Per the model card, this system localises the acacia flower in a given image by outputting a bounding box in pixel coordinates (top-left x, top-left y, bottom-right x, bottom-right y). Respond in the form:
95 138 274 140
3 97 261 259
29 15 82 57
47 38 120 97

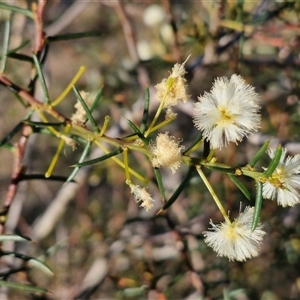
61 135 76 150
128 183 154 211
155 59 189 109
263 148 300 207
71 91 93 125
203 206 265 261
149 132 184 174
193 75 261 149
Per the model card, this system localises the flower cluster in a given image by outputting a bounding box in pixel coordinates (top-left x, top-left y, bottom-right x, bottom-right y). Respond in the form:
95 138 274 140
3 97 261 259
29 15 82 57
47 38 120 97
149 132 184 174
193 75 261 149
128 61 300 264
263 148 300 207
203 207 266 261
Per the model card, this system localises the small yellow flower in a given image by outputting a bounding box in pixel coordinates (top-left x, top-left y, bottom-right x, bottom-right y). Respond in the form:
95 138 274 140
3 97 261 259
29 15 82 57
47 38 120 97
155 59 189 109
128 183 154 211
203 206 265 261
149 132 184 174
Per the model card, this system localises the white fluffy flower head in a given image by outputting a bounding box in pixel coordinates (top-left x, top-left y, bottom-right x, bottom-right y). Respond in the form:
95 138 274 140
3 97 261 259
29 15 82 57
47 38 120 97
193 74 261 149
203 206 266 261
263 148 300 207
149 132 184 174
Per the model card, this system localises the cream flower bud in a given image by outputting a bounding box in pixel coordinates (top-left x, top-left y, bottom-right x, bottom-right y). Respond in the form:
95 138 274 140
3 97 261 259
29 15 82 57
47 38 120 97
129 183 154 211
155 59 189 109
71 91 93 125
149 132 184 174
203 206 266 261
61 135 76 150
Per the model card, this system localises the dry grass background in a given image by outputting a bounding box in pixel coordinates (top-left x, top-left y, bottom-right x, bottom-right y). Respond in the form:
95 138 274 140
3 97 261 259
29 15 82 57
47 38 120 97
1 1 300 299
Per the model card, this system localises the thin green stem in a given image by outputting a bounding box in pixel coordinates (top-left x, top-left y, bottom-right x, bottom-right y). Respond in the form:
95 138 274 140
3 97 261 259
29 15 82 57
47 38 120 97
45 126 71 178
94 140 147 183
196 165 231 223
149 117 175 133
98 116 110 137
206 149 215 162
51 66 86 107
123 148 130 182
144 77 173 137
0 16 11 73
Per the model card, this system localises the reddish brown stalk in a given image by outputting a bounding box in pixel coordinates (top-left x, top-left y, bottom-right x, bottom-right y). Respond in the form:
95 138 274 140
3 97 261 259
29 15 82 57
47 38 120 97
32 0 47 54
0 74 69 123
0 125 32 234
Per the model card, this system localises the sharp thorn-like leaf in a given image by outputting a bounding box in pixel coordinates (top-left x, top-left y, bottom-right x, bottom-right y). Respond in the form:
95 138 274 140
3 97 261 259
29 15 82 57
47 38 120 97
227 174 251 200
32 53 50 104
72 86 100 133
263 145 282 178
0 281 48 293
153 168 165 202
66 141 92 182
248 139 271 168
73 147 123 168
0 3 34 18
139 87 150 134
161 167 194 211
126 119 149 145
252 181 263 231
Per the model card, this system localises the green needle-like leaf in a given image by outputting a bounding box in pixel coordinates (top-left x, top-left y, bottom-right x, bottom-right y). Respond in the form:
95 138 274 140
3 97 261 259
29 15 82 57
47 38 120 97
126 119 149 145
0 122 24 148
0 234 31 243
1 251 53 276
227 174 251 200
252 181 263 231
28 259 54 276
20 174 75 182
248 139 270 168
89 87 103 113
0 110 32 147
7 52 33 63
48 31 101 42
73 147 123 168
0 3 34 18
160 167 194 211
139 87 150 134
66 141 92 182
0 281 47 294
32 54 50 104
0 16 11 73
205 163 236 174
263 145 282 178
72 86 100 133
23 120 64 127
153 168 165 202
8 40 30 53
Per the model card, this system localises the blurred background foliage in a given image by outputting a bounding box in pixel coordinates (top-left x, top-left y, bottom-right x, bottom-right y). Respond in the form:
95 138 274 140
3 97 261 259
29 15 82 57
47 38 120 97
1 0 300 299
